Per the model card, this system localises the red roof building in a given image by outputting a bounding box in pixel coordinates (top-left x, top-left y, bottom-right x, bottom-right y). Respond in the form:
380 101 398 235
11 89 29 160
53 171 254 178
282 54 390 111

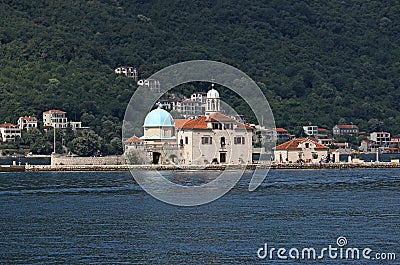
333 124 359 135
274 137 329 164
17 116 38 130
0 123 21 142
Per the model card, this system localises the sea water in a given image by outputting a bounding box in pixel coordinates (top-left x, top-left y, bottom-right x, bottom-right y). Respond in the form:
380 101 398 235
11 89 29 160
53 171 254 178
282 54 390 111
0 170 399 264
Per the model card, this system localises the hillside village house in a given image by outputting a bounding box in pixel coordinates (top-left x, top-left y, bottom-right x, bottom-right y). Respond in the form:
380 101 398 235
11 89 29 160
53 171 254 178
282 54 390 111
43 109 68 128
126 86 253 165
17 116 38 130
0 123 21 142
161 91 207 118
274 138 329 164
303 125 318 136
333 124 359 136
114 66 137 80
276 127 289 141
318 138 333 146
137 78 161 93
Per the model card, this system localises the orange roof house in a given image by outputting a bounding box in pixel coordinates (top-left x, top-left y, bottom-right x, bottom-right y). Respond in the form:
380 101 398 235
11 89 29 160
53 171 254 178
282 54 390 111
274 137 329 164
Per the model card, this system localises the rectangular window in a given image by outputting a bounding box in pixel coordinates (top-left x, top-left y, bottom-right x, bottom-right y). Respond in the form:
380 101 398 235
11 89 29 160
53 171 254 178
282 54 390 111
201 136 212 144
185 137 188 144
234 136 245 144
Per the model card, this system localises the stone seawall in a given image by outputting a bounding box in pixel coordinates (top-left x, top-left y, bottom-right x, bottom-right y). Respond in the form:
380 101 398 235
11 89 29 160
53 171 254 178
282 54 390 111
51 155 125 166
21 161 400 172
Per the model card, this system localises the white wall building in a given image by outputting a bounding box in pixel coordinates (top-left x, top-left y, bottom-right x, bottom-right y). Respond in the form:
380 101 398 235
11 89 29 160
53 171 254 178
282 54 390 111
303 126 318 136
126 86 253 165
175 113 253 165
0 123 22 142
43 109 68 128
370 131 391 147
17 116 38 130
274 137 329 164
115 66 138 80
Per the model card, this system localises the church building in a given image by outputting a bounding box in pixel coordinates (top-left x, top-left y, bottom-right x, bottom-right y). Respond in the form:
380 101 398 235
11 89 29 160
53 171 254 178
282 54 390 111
126 84 254 165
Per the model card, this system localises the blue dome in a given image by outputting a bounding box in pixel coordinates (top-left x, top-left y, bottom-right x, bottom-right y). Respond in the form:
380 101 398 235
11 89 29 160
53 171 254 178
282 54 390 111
144 108 175 127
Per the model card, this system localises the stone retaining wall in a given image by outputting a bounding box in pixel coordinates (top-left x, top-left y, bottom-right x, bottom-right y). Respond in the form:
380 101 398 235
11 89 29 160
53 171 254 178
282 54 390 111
51 155 125 166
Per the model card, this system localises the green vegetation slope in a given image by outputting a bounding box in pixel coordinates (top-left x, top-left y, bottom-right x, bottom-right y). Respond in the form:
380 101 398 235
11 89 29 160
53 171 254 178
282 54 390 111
1 0 400 136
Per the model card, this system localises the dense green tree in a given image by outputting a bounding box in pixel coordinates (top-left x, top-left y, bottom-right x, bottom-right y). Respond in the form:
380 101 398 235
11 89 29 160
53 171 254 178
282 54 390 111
0 0 400 140
69 130 102 157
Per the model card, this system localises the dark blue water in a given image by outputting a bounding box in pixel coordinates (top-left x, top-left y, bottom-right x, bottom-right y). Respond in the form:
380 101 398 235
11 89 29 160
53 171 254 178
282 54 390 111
0 170 399 264
339 153 400 162
0 157 50 165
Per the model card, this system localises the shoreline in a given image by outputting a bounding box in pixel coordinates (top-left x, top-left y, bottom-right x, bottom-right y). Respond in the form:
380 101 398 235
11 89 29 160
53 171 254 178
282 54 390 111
1 162 400 172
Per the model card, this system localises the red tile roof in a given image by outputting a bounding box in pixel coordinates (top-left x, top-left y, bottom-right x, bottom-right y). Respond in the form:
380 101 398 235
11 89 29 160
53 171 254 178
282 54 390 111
21 116 37 121
206 112 234 122
174 114 252 130
0 123 18 127
207 113 253 129
125 135 144 143
174 119 191 129
176 116 209 130
274 138 329 150
337 124 358 129
44 109 66 114
275 127 287 132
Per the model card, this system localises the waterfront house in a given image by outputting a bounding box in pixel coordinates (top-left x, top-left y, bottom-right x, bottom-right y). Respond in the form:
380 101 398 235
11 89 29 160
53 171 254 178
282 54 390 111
274 137 329 163
390 134 400 147
0 123 21 142
370 131 391 147
17 116 38 130
359 139 377 153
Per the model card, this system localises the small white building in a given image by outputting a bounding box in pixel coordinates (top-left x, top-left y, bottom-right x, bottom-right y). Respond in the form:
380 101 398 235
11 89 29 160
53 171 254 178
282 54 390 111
137 79 160 92
274 137 329 163
43 109 68 128
17 116 38 130
69 121 89 131
303 126 318 136
0 123 22 142
115 66 138 80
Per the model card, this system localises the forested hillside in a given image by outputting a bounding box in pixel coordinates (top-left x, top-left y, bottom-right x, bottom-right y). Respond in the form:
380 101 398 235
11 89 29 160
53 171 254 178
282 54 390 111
1 0 400 135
